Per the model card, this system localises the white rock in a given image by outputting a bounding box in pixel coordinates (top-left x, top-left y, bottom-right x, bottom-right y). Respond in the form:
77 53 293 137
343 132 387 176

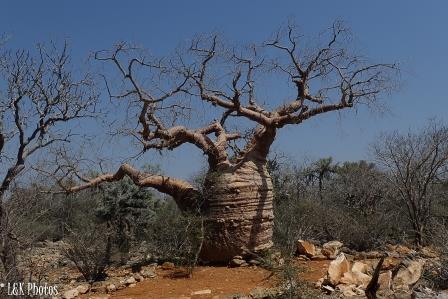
327 253 350 285
340 271 372 288
125 277 136 285
191 289 212 295
76 284 90 294
322 240 344 259
336 284 357 297
106 284 117 293
62 289 79 299
134 273 144 282
351 261 369 274
393 260 424 289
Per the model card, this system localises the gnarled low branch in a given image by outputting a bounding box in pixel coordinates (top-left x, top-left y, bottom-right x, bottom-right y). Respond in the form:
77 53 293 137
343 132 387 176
67 163 200 212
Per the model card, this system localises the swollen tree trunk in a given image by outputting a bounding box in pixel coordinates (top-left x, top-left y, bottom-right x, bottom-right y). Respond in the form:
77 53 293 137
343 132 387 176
200 160 274 262
199 126 275 262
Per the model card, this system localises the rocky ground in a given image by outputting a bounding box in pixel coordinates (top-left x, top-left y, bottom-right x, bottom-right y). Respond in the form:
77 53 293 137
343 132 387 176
16 240 448 298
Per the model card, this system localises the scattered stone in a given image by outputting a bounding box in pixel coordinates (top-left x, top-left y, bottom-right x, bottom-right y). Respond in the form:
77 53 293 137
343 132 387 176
340 271 372 288
315 278 324 289
90 284 106 293
128 283 136 288
351 261 369 274
229 257 246 267
296 240 316 257
248 259 261 266
133 273 144 282
76 284 90 294
106 284 116 293
141 268 157 278
393 260 424 289
321 285 335 294
327 253 350 285
161 261 175 270
322 241 344 259
62 289 79 299
336 284 357 297
191 289 212 295
125 277 136 285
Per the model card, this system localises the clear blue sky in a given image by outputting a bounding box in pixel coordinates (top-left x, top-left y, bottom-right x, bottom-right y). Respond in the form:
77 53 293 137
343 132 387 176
1 1 447 179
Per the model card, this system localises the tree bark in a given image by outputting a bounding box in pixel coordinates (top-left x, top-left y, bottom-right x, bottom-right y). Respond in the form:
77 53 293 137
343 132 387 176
200 160 274 262
200 126 275 262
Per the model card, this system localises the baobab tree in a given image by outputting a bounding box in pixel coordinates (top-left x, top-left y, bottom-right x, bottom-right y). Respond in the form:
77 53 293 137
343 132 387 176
0 42 97 278
67 22 397 262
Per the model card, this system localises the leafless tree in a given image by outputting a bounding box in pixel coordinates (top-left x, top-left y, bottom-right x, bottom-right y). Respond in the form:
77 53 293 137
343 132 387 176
65 21 397 262
373 122 448 247
0 42 97 279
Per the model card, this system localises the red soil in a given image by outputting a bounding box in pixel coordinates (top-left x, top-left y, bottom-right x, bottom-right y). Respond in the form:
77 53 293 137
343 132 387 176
103 260 330 299
110 266 274 299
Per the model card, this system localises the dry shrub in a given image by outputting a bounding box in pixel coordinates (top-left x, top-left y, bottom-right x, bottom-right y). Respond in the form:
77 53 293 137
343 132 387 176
62 223 111 282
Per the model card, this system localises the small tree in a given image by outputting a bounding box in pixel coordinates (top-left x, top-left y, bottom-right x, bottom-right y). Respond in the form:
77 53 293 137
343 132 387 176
373 122 448 246
0 42 97 278
95 178 155 264
306 157 338 201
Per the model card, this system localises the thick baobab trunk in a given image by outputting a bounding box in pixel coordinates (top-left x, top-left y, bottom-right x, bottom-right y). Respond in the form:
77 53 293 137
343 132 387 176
200 160 274 262
200 127 275 262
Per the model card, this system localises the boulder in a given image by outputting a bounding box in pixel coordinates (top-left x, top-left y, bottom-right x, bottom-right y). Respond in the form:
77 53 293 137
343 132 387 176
106 284 116 293
351 261 369 274
62 289 79 299
125 277 136 285
322 241 343 259
76 284 90 294
296 240 316 257
393 260 424 289
340 271 372 288
378 270 392 290
248 259 261 266
229 257 246 267
327 253 350 285
336 284 357 297
133 273 144 282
